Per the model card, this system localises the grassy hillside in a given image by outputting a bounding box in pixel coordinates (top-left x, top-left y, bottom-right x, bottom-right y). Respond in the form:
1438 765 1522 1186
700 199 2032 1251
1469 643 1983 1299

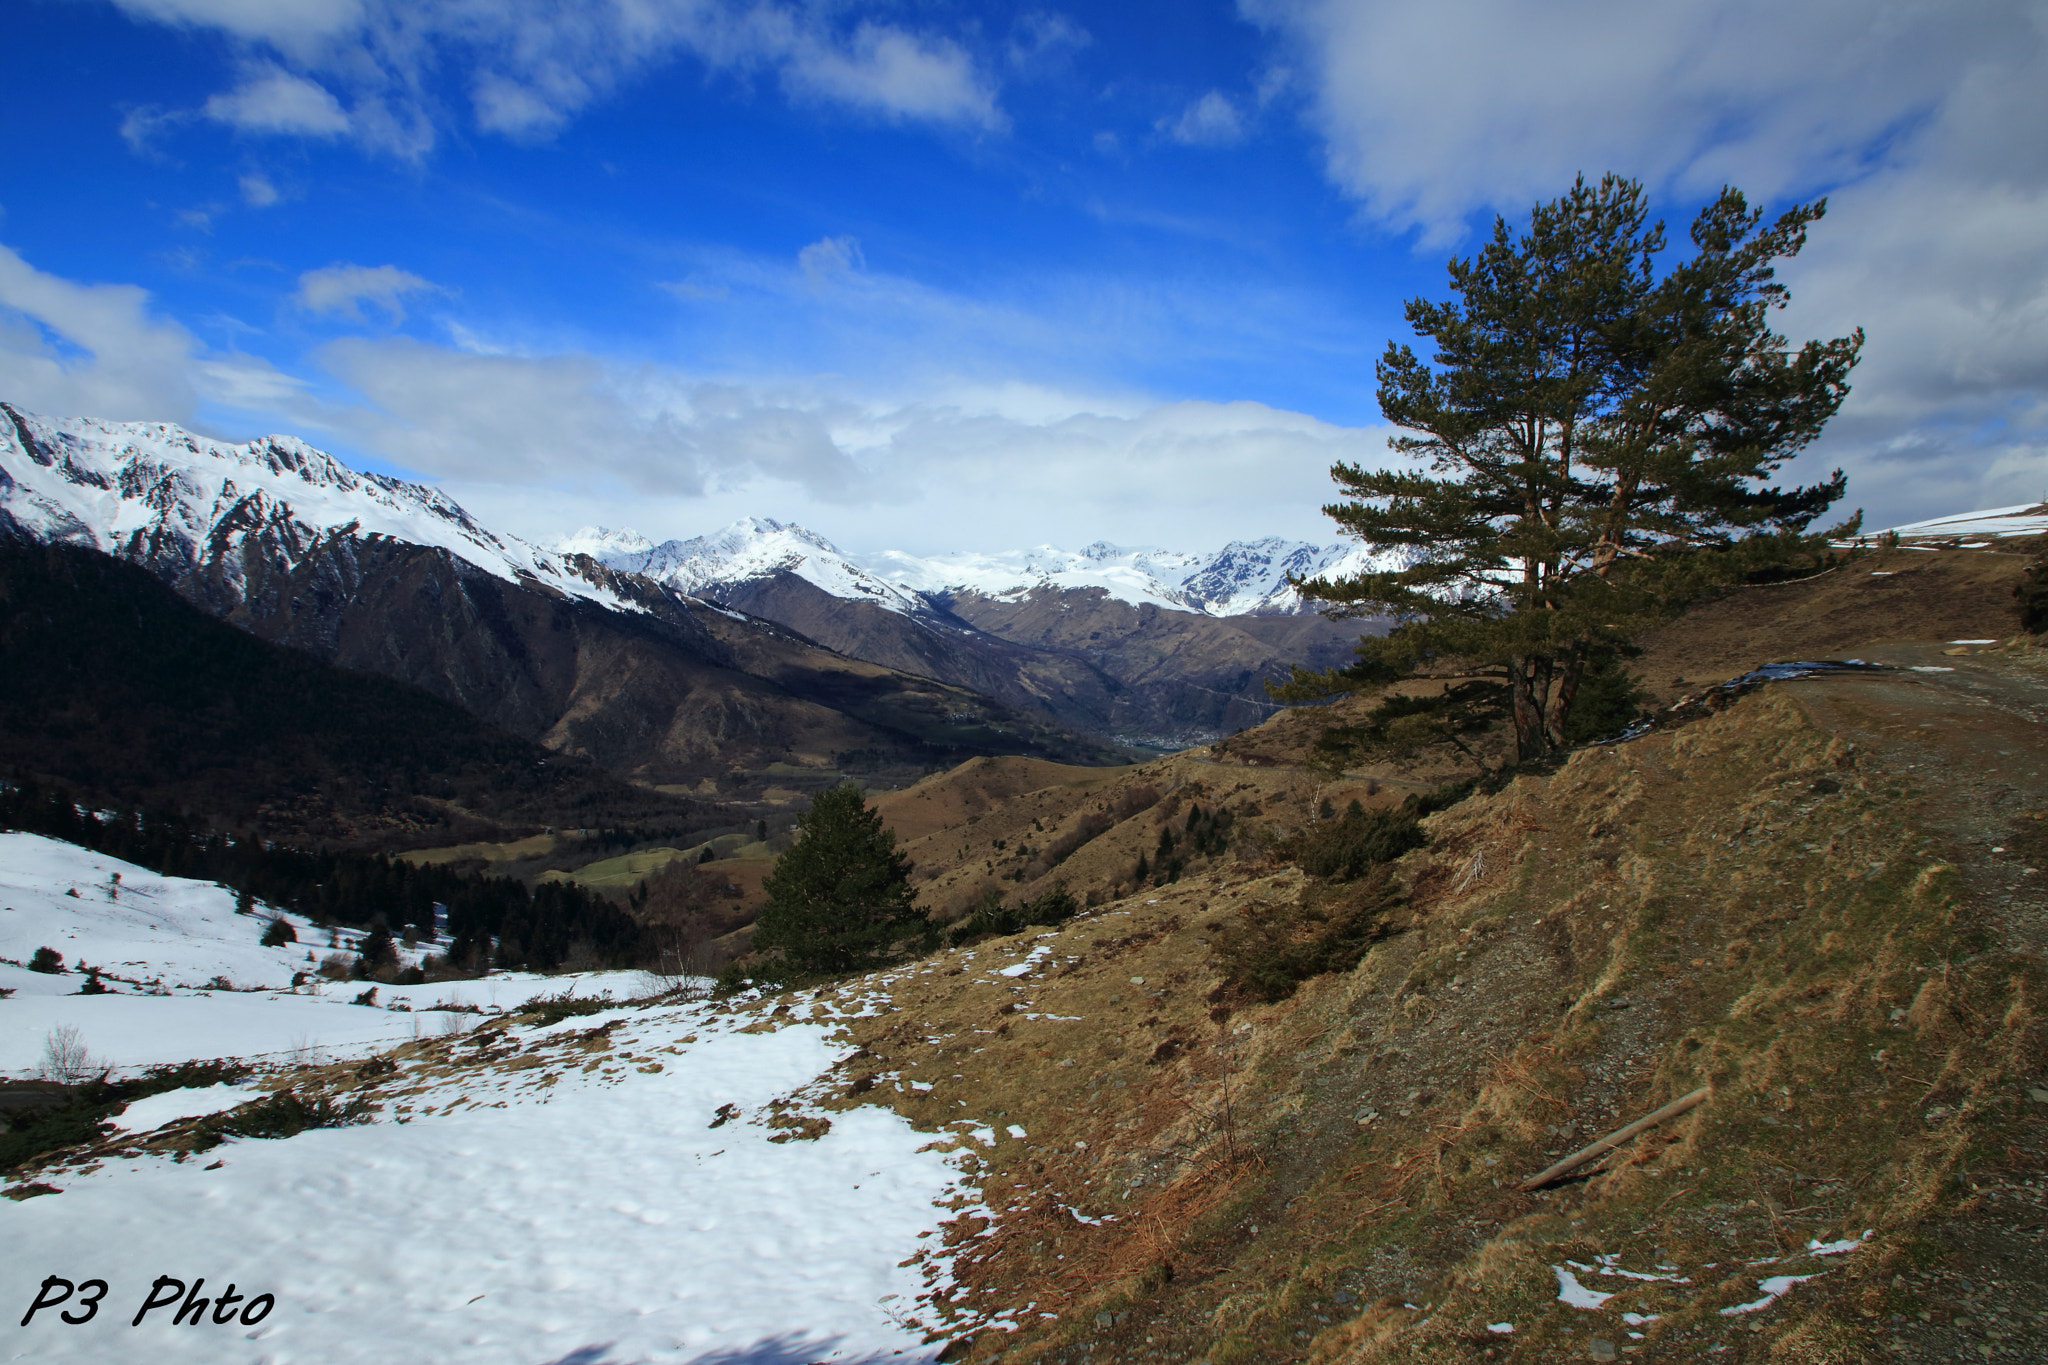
810 656 2048 1363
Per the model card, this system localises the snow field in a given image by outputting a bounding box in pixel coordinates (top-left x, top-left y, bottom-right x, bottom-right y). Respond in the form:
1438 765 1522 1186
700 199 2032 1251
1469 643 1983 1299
3 833 976 1362
6 1009 962 1363
0 833 628 1075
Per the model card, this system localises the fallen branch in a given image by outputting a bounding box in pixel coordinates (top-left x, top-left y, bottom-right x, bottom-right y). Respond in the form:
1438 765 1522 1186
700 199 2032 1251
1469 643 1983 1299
1518 1087 1710 1191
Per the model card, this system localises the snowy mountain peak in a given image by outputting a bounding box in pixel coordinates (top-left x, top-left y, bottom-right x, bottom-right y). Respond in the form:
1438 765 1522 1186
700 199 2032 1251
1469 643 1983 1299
557 525 654 558
560 515 926 614
0 404 635 613
560 513 1410 618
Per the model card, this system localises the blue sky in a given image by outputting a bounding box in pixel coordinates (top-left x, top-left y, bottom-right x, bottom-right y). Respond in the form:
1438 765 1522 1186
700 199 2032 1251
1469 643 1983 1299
3 1 2044 553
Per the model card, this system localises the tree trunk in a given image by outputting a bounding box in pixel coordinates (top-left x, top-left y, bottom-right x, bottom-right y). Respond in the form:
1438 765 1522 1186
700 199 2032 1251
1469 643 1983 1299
1547 641 1589 749
1509 653 1553 763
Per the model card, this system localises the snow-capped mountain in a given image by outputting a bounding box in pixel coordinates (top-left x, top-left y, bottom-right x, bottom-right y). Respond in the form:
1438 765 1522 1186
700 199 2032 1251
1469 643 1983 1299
558 518 1405 619
572 516 934 616
0 404 635 613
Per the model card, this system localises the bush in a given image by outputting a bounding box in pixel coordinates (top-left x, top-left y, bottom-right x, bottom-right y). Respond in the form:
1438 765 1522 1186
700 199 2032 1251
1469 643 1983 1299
947 884 1079 946
260 916 296 947
1211 869 1404 1003
1560 649 1653 743
2018 557 2048 634
39 1025 92 1081
515 990 614 1027
1298 802 1427 881
27 946 63 974
77 970 108 995
202 1090 371 1142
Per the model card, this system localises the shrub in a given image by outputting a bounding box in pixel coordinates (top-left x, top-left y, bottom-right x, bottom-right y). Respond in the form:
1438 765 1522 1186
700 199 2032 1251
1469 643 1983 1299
39 1025 92 1081
1034 811 1113 873
1021 884 1079 927
947 887 1018 945
1211 870 1404 1003
2019 557 2048 633
1110 785 1161 821
260 916 297 947
77 970 109 995
1298 802 1427 881
515 990 614 1027
203 1090 371 1142
947 884 1078 946
27 946 64 975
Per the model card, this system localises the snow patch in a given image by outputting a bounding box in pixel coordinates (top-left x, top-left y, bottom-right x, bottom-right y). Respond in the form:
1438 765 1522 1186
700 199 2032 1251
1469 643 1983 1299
1720 1273 1821 1316
109 1083 266 1133
1553 1266 1616 1309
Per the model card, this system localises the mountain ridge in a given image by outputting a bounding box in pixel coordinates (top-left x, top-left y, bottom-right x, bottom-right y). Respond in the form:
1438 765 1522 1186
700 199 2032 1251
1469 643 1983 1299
556 515 1406 618
0 404 1134 783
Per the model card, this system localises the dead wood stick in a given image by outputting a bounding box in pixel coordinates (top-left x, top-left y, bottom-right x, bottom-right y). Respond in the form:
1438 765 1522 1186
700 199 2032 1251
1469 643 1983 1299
1518 1087 1710 1192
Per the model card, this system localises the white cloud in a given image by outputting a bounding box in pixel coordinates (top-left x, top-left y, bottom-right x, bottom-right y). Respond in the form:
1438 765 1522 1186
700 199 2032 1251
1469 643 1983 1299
784 23 1004 130
1008 12 1091 69
294 263 439 322
0 243 295 424
238 172 281 206
112 1 1006 157
1250 0 2048 530
203 66 350 136
304 332 1380 550
797 235 864 286
1246 0 2003 238
109 0 366 53
1162 91 1244 147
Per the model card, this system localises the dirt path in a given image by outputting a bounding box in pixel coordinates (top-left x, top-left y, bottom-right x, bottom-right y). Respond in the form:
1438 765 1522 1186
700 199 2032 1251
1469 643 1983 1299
1740 646 2048 1362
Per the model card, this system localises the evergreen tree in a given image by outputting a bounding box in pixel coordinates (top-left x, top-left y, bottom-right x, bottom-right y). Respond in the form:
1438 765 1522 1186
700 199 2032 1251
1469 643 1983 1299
358 920 399 974
1282 175 1861 762
752 785 922 977
261 916 297 947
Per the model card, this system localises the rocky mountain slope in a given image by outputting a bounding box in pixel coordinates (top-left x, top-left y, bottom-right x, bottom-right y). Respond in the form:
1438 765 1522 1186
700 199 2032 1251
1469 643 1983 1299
564 517 1377 746
0 404 1129 789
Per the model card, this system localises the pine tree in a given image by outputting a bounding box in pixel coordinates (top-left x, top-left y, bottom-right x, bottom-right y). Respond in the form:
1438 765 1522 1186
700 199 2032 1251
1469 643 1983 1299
752 785 923 977
358 920 399 974
1284 175 1861 762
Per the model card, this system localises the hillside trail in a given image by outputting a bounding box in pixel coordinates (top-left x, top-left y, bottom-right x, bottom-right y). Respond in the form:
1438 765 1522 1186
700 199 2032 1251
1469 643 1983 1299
1702 641 2048 1362
1783 642 2048 963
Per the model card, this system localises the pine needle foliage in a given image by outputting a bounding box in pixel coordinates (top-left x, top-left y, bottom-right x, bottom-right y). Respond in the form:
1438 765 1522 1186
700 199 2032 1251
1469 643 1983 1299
753 785 925 977
1281 174 1862 762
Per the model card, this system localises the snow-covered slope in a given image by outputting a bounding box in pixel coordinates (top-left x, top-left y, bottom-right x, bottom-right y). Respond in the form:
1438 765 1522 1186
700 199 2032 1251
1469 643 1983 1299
0 833 612 1073
3 830 976 1363
1877 504 2048 542
561 518 1410 618
0 404 636 612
